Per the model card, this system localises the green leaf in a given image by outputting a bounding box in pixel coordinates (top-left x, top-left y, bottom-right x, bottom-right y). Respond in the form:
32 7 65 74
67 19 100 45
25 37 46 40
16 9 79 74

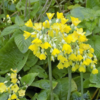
14 33 31 53
0 93 9 100
28 65 48 78
21 73 38 86
85 19 98 31
31 79 58 89
86 0 99 8
87 35 100 59
32 90 49 100
15 16 24 26
89 67 100 88
1 25 19 37
16 1 25 11
53 67 68 79
0 38 29 74
23 51 38 71
54 77 77 100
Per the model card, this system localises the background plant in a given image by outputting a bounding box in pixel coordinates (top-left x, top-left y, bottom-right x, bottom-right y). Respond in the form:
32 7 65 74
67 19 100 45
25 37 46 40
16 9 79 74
0 0 100 100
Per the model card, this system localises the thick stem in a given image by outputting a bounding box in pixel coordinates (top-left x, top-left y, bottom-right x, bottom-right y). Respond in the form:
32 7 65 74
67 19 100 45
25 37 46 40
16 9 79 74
48 55 53 100
67 67 72 100
80 72 83 100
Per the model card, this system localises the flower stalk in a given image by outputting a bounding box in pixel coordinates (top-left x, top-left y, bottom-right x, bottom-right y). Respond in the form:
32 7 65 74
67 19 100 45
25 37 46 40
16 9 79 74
67 67 72 100
48 55 53 100
80 72 83 100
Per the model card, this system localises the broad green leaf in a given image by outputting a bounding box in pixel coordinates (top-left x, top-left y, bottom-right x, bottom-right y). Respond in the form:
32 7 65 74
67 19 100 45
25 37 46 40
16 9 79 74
15 16 24 26
85 19 98 31
70 7 85 20
54 77 77 100
86 0 99 8
53 66 68 79
0 93 9 100
73 76 81 91
83 79 90 88
87 35 100 59
21 73 38 86
16 1 25 11
89 67 100 88
0 38 29 74
1 25 19 37
28 65 48 78
71 91 91 100
32 90 49 100
14 33 31 53
23 51 38 71
31 79 58 89
4 1 16 12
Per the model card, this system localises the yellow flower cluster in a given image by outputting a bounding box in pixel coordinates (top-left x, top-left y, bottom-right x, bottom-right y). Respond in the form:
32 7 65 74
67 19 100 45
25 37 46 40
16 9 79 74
24 12 98 74
0 69 26 100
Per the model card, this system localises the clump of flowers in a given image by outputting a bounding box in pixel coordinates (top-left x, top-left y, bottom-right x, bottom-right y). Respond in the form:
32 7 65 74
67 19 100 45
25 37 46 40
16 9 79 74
23 12 98 74
0 69 27 100
3 14 12 24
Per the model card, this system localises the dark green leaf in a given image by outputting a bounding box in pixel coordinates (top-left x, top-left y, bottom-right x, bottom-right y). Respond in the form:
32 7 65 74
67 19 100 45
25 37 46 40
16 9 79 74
31 79 58 89
14 33 31 53
21 73 38 86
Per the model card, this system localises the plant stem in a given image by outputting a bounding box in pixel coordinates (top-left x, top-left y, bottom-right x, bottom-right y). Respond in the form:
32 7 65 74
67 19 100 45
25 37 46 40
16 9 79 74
80 72 83 100
24 0 28 18
2 0 7 24
48 55 53 100
67 67 72 100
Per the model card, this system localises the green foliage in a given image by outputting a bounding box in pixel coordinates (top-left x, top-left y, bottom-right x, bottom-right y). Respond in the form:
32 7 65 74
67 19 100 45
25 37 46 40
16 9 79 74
0 0 100 99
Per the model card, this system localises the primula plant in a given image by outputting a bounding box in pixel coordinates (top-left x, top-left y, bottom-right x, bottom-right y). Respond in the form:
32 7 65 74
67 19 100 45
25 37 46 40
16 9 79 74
23 12 98 100
0 69 27 100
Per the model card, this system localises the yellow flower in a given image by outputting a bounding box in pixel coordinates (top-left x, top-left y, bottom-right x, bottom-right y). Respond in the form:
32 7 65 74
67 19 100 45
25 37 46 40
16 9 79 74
23 31 31 40
64 25 71 33
76 28 86 36
77 55 83 61
25 19 33 27
10 73 17 79
8 98 11 100
31 38 42 45
33 23 42 31
11 94 17 99
0 83 7 93
71 17 81 26
79 44 90 51
11 78 18 84
92 68 98 74
87 53 93 58
29 44 38 51
48 30 54 37
83 58 92 66
79 66 86 72
11 69 17 73
57 63 64 69
89 48 94 53
64 61 71 68
41 42 51 49
39 54 46 60
69 54 77 61
11 84 19 92
62 44 72 54
57 12 64 19
78 35 88 42
57 55 67 63
64 35 73 44
72 64 79 72
61 18 68 24
52 48 60 56
6 14 9 18
18 89 25 97
46 13 55 20
43 20 50 28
